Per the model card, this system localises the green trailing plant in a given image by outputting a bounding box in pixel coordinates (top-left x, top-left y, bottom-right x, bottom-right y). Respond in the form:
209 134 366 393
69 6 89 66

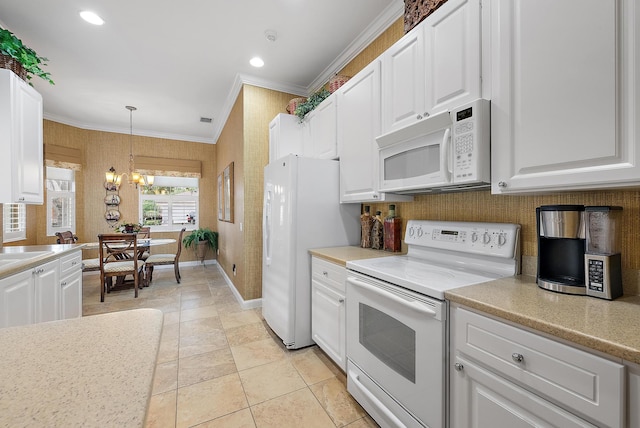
294 88 331 120
0 27 54 85
182 227 218 251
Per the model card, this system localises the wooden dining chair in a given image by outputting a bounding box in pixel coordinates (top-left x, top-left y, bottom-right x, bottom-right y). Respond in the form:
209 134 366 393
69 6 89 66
144 228 186 286
98 233 145 302
137 226 151 260
55 231 78 244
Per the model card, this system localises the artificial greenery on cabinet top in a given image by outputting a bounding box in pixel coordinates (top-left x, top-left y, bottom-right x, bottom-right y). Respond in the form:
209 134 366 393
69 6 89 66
0 27 54 85
294 88 331 120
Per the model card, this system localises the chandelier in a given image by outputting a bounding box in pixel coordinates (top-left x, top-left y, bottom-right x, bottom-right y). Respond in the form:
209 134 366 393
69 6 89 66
105 106 154 188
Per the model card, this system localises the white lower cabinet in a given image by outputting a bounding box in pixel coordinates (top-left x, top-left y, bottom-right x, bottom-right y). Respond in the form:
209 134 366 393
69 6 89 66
0 269 34 327
60 250 83 319
0 250 83 328
33 259 60 323
450 306 625 428
311 256 346 370
627 360 640 428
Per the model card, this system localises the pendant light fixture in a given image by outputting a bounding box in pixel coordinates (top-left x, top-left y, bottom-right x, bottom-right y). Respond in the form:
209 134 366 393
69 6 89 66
105 106 154 188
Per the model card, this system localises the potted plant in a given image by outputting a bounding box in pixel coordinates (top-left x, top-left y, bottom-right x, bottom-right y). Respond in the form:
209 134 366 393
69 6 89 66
294 88 331 121
182 227 219 263
116 222 143 233
0 27 54 85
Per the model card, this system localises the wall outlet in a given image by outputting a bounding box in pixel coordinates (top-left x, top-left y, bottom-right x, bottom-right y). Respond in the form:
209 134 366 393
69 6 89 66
232 264 236 276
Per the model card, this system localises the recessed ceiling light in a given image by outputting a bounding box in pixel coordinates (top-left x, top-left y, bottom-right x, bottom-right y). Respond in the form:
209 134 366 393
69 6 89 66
250 57 264 68
79 11 104 25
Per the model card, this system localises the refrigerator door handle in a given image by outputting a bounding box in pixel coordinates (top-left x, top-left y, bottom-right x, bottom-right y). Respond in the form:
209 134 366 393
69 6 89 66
264 187 273 266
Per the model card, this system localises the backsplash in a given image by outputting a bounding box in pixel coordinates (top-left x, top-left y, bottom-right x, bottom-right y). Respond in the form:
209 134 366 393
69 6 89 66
367 188 640 296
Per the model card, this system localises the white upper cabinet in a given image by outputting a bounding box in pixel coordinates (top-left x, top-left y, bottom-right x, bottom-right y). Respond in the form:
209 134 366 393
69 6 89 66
304 93 338 159
0 69 44 204
491 0 639 194
381 0 485 134
338 60 412 203
269 113 304 163
424 0 484 114
381 26 427 133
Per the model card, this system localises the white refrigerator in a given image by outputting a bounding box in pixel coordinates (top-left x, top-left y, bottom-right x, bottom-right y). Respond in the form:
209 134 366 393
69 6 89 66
262 154 360 349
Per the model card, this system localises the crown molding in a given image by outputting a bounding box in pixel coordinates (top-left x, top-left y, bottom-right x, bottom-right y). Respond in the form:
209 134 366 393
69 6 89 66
43 112 216 144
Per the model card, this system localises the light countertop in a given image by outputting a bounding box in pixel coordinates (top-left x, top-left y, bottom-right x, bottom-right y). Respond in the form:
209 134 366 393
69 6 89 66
445 275 640 365
0 308 163 427
309 246 404 267
0 244 85 279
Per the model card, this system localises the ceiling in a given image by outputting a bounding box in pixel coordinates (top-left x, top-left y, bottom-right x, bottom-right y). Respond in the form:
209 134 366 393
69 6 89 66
0 0 403 144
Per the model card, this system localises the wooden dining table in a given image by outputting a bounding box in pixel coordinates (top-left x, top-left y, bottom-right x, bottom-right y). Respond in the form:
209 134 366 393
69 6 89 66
82 238 176 288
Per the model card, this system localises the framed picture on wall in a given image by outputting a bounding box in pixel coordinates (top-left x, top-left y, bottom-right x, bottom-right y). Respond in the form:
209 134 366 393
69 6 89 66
217 173 224 221
223 162 234 223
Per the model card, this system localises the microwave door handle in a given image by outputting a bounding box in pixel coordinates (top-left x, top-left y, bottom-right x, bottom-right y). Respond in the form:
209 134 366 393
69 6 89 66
442 128 452 182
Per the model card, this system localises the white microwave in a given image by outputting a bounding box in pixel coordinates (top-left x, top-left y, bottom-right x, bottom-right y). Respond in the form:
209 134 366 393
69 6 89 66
376 98 490 194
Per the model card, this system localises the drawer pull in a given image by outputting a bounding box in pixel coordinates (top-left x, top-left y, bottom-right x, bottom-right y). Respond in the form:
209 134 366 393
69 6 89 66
512 353 524 363
338 298 345 303
454 362 464 372
322 271 328 276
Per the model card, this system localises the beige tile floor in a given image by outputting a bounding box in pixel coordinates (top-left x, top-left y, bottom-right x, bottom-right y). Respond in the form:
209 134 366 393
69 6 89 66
82 264 379 428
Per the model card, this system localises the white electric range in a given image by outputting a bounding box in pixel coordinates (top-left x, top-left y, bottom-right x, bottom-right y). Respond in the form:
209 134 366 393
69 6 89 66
345 220 521 428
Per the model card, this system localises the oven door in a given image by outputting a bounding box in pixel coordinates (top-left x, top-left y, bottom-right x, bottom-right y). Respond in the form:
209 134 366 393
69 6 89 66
346 272 446 428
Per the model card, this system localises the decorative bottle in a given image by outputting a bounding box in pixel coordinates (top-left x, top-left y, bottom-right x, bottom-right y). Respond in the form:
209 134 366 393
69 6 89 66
383 204 402 252
360 206 373 248
371 210 384 250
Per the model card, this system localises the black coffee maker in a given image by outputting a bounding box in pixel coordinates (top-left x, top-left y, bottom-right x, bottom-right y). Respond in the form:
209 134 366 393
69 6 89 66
536 205 586 295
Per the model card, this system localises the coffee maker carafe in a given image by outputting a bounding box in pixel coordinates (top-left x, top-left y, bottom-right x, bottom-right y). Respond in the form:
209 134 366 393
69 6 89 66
536 205 586 295
584 206 623 300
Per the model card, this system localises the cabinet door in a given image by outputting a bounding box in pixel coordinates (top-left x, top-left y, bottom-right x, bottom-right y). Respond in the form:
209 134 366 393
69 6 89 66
381 26 427 133
424 0 482 115
269 113 304 162
0 269 34 328
311 279 346 370
0 70 43 204
60 269 82 319
451 356 597 428
491 0 639 194
627 361 640 428
305 94 337 159
34 260 60 323
338 60 383 203
13 75 44 203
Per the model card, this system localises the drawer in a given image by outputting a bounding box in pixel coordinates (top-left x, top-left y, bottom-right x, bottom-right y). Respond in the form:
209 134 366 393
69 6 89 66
311 257 346 293
60 250 82 277
452 307 624 428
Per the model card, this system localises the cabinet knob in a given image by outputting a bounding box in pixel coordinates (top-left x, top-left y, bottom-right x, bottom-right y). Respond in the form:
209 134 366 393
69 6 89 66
18 197 25 201
322 271 328 276
454 362 464 372
61 281 67 286
339 298 345 303
498 181 507 188
512 353 524 363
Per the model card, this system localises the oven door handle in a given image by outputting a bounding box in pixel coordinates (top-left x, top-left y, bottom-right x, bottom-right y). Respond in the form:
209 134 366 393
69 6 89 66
347 277 437 317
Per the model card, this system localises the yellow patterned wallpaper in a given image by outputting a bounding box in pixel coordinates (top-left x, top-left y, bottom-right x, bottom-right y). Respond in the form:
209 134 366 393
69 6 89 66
5 121 218 266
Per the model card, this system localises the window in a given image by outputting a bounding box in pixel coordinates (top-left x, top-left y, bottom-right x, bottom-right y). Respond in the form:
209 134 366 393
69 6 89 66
139 176 198 232
3 203 26 243
46 167 76 237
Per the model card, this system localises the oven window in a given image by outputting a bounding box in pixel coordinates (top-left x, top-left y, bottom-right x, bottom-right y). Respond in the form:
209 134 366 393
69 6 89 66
384 144 440 181
359 303 416 383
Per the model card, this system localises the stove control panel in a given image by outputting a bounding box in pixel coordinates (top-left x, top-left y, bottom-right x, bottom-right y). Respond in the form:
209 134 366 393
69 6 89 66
405 220 521 258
